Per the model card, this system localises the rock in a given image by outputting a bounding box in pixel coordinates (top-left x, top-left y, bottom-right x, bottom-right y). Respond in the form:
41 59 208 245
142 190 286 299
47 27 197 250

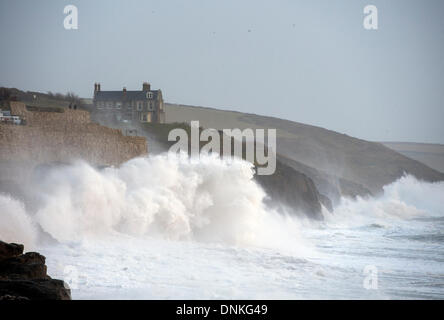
0 252 48 280
0 241 24 261
255 160 325 220
0 240 71 300
0 279 71 300
0 294 30 300
5 252 45 265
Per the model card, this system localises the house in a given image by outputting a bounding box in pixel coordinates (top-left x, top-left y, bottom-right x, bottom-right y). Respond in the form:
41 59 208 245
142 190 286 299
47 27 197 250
93 82 165 123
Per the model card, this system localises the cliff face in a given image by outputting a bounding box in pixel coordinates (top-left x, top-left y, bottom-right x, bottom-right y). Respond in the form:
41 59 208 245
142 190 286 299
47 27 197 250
0 101 147 182
277 154 372 206
255 160 326 220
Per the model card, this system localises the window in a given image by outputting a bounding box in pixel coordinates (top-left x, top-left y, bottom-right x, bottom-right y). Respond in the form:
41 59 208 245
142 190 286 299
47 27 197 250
116 102 122 109
146 92 153 99
148 102 153 110
137 102 142 111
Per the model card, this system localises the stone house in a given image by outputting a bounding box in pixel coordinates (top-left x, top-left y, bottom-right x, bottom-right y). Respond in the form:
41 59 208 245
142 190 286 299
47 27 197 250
93 82 165 123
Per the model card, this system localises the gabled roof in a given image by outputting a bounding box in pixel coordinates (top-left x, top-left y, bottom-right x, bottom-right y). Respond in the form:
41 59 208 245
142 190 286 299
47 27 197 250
95 90 160 101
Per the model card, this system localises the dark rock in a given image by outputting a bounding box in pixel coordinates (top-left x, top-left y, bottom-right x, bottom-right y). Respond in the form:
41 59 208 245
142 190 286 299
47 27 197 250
277 154 373 206
0 240 71 300
0 241 24 261
0 279 71 300
5 252 46 265
255 160 325 220
0 252 48 280
0 294 30 301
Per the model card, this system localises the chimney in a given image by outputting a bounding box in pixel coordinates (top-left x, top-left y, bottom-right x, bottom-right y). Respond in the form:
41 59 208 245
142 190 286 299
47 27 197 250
98 83 101 91
142 82 150 91
123 87 127 97
94 83 98 99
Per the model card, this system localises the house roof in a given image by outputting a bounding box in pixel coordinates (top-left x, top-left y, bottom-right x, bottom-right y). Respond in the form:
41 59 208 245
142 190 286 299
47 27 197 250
94 90 161 101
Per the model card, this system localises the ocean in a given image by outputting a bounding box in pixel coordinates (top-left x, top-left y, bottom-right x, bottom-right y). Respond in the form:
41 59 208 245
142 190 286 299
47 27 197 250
1 155 443 299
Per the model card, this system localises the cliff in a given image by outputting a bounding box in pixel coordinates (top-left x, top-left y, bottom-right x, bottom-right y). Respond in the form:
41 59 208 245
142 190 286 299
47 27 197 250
164 103 444 199
0 240 71 300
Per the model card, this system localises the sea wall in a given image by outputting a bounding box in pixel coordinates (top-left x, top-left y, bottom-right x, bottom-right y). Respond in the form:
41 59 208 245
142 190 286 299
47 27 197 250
0 123 147 165
9 101 90 125
0 102 147 182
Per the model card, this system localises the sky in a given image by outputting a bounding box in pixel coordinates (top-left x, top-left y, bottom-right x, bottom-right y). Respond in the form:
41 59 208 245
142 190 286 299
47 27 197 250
1 0 443 143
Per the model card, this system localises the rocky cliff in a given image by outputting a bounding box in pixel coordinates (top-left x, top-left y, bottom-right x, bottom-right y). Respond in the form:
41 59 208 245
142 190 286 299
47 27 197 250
0 240 71 300
255 159 328 219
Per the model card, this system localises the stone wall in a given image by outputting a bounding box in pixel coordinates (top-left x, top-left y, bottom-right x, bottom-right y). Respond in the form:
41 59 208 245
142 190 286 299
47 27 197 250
0 102 147 182
9 101 90 125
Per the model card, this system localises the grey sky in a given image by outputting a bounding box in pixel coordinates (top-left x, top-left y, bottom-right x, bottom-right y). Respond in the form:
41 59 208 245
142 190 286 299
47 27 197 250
1 0 443 143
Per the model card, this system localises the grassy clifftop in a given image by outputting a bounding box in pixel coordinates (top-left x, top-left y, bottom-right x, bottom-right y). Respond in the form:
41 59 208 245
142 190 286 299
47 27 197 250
164 103 444 199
